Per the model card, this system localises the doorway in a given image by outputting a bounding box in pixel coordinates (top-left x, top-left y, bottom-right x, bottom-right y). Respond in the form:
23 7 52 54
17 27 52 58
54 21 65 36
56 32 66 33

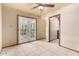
17 15 37 44
49 14 60 46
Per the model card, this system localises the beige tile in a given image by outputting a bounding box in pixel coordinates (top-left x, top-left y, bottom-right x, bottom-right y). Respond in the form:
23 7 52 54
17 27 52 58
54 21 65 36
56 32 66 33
0 39 79 56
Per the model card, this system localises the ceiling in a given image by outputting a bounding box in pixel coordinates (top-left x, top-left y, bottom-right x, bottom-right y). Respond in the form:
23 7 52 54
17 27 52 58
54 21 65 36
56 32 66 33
3 3 70 16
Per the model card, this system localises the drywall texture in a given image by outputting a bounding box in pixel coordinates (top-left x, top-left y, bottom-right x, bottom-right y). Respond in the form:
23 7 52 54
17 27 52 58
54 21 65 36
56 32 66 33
0 4 2 52
43 4 79 51
2 5 45 47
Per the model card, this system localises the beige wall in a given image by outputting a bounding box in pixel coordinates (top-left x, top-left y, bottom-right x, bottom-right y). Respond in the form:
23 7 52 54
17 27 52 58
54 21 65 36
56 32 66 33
43 4 79 51
2 5 45 47
37 17 46 39
0 4 2 52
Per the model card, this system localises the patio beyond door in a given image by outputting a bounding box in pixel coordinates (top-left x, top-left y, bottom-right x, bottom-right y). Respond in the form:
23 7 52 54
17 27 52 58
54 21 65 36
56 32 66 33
18 16 36 44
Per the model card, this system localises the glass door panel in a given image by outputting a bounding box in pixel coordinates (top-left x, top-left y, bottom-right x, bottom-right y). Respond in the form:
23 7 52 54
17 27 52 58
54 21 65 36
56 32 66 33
29 20 36 41
18 16 36 44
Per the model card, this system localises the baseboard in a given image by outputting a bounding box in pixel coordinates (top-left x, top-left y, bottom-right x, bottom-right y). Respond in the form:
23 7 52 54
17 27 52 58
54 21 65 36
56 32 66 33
2 44 18 48
60 45 79 53
2 38 45 48
37 37 46 40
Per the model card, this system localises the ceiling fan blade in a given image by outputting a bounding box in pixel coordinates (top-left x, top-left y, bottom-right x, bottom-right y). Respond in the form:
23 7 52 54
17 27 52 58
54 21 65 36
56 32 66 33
32 5 39 9
44 4 55 7
36 3 55 7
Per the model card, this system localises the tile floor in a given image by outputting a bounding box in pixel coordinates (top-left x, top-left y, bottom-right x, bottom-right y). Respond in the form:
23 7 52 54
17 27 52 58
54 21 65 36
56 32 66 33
0 39 79 56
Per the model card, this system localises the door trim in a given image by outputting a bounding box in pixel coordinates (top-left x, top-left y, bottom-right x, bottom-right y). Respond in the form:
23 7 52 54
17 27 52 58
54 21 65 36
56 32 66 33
49 14 61 46
49 14 79 53
17 15 37 45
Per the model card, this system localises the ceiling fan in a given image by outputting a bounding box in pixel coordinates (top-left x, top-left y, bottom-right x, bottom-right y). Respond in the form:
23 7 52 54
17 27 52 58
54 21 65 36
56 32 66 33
32 3 55 11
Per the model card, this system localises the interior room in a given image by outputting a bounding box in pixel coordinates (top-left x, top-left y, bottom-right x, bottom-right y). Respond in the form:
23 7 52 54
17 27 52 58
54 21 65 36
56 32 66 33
0 3 79 56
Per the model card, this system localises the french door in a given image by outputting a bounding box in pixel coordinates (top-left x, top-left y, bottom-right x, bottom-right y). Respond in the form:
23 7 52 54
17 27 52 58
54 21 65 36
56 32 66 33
18 16 36 44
